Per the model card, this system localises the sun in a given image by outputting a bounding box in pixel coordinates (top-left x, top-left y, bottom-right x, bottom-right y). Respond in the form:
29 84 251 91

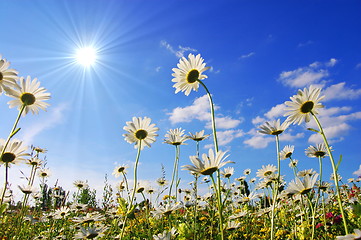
75 47 97 67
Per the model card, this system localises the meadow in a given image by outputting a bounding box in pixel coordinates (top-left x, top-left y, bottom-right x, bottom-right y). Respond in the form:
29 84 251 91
0 53 360 240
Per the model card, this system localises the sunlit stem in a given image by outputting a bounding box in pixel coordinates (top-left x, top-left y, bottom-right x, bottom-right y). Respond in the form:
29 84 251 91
120 140 142 239
210 173 224 240
169 145 180 200
311 112 348 235
270 134 281 240
1 105 26 205
122 172 131 202
193 174 199 240
197 80 218 153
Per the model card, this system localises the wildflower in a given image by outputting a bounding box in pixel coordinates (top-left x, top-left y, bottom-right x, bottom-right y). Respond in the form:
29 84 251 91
172 53 210 96
54 206 70 219
18 184 36 195
297 169 317 177
336 229 361 240
153 228 177 240
70 203 88 211
112 164 128 178
74 226 107 239
152 202 183 217
256 164 277 179
182 149 233 176
156 178 168 186
33 146 47 154
305 143 329 158
164 128 188 145
123 116 159 150
229 210 248 219
221 167 234 178
250 178 256 183
259 119 290 136
0 55 18 94
38 168 51 178
0 139 29 165
26 157 42 167
72 212 105 224
187 130 210 142
285 174 319 195
280 145 294 160
243 168 251 175
7 76 51 115
226 221 241 230
73 180 89 189
330 173 342 181
284 85 324 125
289 159 298 168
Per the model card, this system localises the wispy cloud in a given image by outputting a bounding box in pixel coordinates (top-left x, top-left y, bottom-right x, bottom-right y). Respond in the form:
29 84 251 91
323 82 361 101
264 103 287 119
239 52 255 59
21 103 67 144
278 59 337 88
297 40 314 48
160 40 197 58
353 165 361 176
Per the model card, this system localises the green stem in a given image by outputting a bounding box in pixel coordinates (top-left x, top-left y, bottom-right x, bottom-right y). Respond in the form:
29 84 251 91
120 140 142 239
270 135 281 240
1 105 26 205
197 80 218 152
311 112 348 235
210 173 224 240
169 145 180 200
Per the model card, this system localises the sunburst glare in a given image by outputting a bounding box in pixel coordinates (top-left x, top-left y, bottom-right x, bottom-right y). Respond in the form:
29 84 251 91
75 47 97 67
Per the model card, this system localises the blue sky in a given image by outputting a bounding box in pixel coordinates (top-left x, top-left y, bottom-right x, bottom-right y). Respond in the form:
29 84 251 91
1 0 361 199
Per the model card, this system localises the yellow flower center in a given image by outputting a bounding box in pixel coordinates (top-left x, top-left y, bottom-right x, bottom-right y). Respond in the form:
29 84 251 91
0 72 3 81
200 167 218 175
300 188 312 195
264 170 273 176
117 167 125 172
135 129 148 140
271 130 283 135
21 92 36 105
300 101 314 113
186 69 200 83
1 152 16 163
285 152 292 158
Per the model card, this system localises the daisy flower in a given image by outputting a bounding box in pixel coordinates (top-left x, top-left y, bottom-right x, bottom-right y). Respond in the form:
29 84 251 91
164 128 188 145
285 174 319 195
243 168 251 175
152 202 183 217
26 157 43 167
73 180 89 189
7 76 50 116
123 117 159 150
0 139 29 166
284 85 325 125
112 164 128 178
182 149 233 176
74 226 107 239
171 53 210 96
258 119 290 136
279 145 294 160
0 55 18 94
38 168 51 178
256 164 277 179
336 229 361 240
305 143 330 158
289 159 298 168
221 167 234 178
18 184 36 195
187 130 210 142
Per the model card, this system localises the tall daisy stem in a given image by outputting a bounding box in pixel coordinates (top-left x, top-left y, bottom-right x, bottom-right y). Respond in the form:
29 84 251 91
169 145 180 200
270 135 281 240
311 112 348 235
210 173 224 240
120 140 142 239
197 80 218 152
1 105 26 205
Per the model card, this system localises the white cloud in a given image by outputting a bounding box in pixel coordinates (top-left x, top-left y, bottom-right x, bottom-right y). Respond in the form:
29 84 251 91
21 103 67 144
168 95 212 124
217 129 245 146
323 82 361 101
356 63 361 69
308 123 350 144
160 40 197 58
239 52 255 59
264 103 287 119
155 66 161 72
326 58 338 67
252 116 266 125
279 68 328 87
243 135 273 149
206 116 242 129
353 165 361 176
279 132 304 142
297 40 314 48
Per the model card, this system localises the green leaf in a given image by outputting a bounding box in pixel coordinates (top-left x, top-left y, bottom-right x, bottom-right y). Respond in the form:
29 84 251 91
0 203 9 215
10 128 21 139
336 155 343 172
307 128 319 133
351 204 361 216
